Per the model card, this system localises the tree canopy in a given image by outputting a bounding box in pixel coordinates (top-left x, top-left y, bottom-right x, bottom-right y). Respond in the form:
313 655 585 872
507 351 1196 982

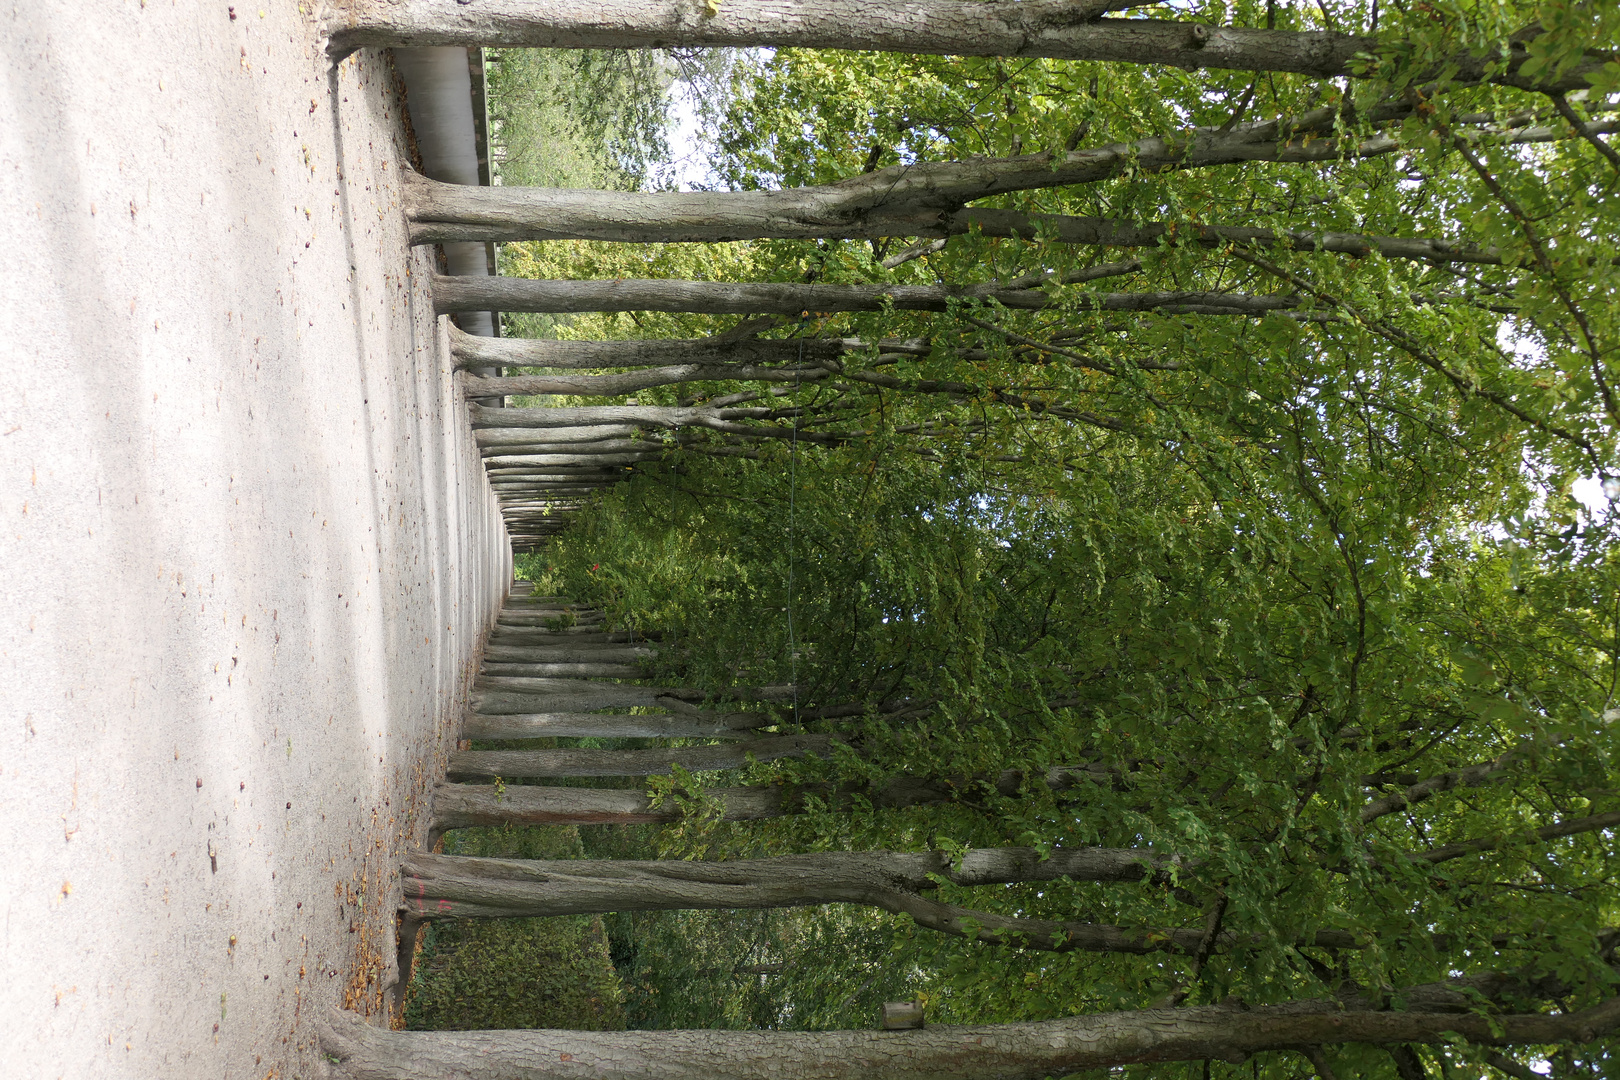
365 2 1620 1076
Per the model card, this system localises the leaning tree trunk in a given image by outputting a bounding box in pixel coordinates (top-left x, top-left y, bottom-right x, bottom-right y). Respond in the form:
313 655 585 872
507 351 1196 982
461 709 769 740
412 189 1512 265
445 732 837 779
462 362 832 399
432 766 1111 828
434 275 1296 317
320 993 1620 1080
474 424 646 447
324 0 1599 92
450 324 848 370
398 106 1607 246
399 846 1175 920
471 680 793 715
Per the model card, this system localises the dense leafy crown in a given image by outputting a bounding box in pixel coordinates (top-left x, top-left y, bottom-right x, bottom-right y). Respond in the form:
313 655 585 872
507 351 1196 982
474 3 1619 1074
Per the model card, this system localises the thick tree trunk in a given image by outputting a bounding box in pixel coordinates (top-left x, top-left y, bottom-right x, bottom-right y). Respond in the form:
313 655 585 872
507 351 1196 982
485 630 653 645
325 1 1601 91
482 441 658 456
451 324 844 370
464 362 829 399
470 403 771 429
479 662 646 678
415 193 1505 265
481 455 660 469
463 399 1107 440
320 996 1620 1080
495 611 604 627
403 109 1609 244
398 847 1175 920
432 766 1108 827
410 179 1480 252
435 275 1296 317
486 467 631 477
482 643 655 663
446 732 837 778
475 424 645 446
461 710 769 740
472 682 792 715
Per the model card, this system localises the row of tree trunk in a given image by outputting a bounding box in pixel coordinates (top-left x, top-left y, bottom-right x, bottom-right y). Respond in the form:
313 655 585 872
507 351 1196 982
326 3 1618 1074
451 95 1607 547
326 587 1620 1078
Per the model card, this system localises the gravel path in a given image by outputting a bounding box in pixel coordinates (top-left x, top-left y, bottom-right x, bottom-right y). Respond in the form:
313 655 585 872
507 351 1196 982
0 4 507 1076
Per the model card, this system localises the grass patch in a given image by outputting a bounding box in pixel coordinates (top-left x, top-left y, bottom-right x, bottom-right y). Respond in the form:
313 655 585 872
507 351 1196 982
403 824 626 1031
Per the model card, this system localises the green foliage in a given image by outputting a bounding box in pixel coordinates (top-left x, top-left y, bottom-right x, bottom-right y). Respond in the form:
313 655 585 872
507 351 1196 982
488 47 740 343
488 4 1620 1073
404 915 626 1032
601 905 925 1032
488 48 673 191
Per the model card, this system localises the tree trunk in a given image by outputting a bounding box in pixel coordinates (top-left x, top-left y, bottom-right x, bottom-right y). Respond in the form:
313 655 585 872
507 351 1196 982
434 274 1296 317
462 399 1111 440
461 710 769 741
401 108 1606 244
432 767 1109 828
325 1 1600 91
399 846 1174 920
451 324 845 370
481 454 661 468
482 643 655 663
482 441 658 456
495 611 604 626
321 994 1620 1080
416 193 1505 264
479 662 646 678
470 403 774 429
484 630 655 645
463 362 830 399
486 467 632 476
472 682 793 715
446 732 837 778
475 424 645 446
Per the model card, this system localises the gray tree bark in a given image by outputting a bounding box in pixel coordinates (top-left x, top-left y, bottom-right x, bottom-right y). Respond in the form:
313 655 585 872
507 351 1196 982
451 324 844 370
475 424 645 446
446 732 837 778
464 362 829 399
479 662 646 678
482 643 655 663
399 846 1179 920
451 328 1156 399
461 710 769 740
485 630 653 645
495 611 604 626
435 274 1297 317
485 466 632 476
470 403 779 429
320 994 1620 1080
481 454 661 468
472 682 793 715
404 110 1610 245
432 766 1110 827
325 0 1603 92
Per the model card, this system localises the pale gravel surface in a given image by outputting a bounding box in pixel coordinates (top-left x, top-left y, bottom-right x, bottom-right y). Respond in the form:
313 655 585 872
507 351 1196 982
0 3 508 1077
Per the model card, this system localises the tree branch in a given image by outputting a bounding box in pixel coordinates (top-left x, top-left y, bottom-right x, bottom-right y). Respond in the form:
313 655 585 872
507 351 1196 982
1409 808 1620 865
1361 749 1523 823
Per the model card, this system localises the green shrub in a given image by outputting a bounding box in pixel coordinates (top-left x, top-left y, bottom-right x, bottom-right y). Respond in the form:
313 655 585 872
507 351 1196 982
404 826 626 1031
